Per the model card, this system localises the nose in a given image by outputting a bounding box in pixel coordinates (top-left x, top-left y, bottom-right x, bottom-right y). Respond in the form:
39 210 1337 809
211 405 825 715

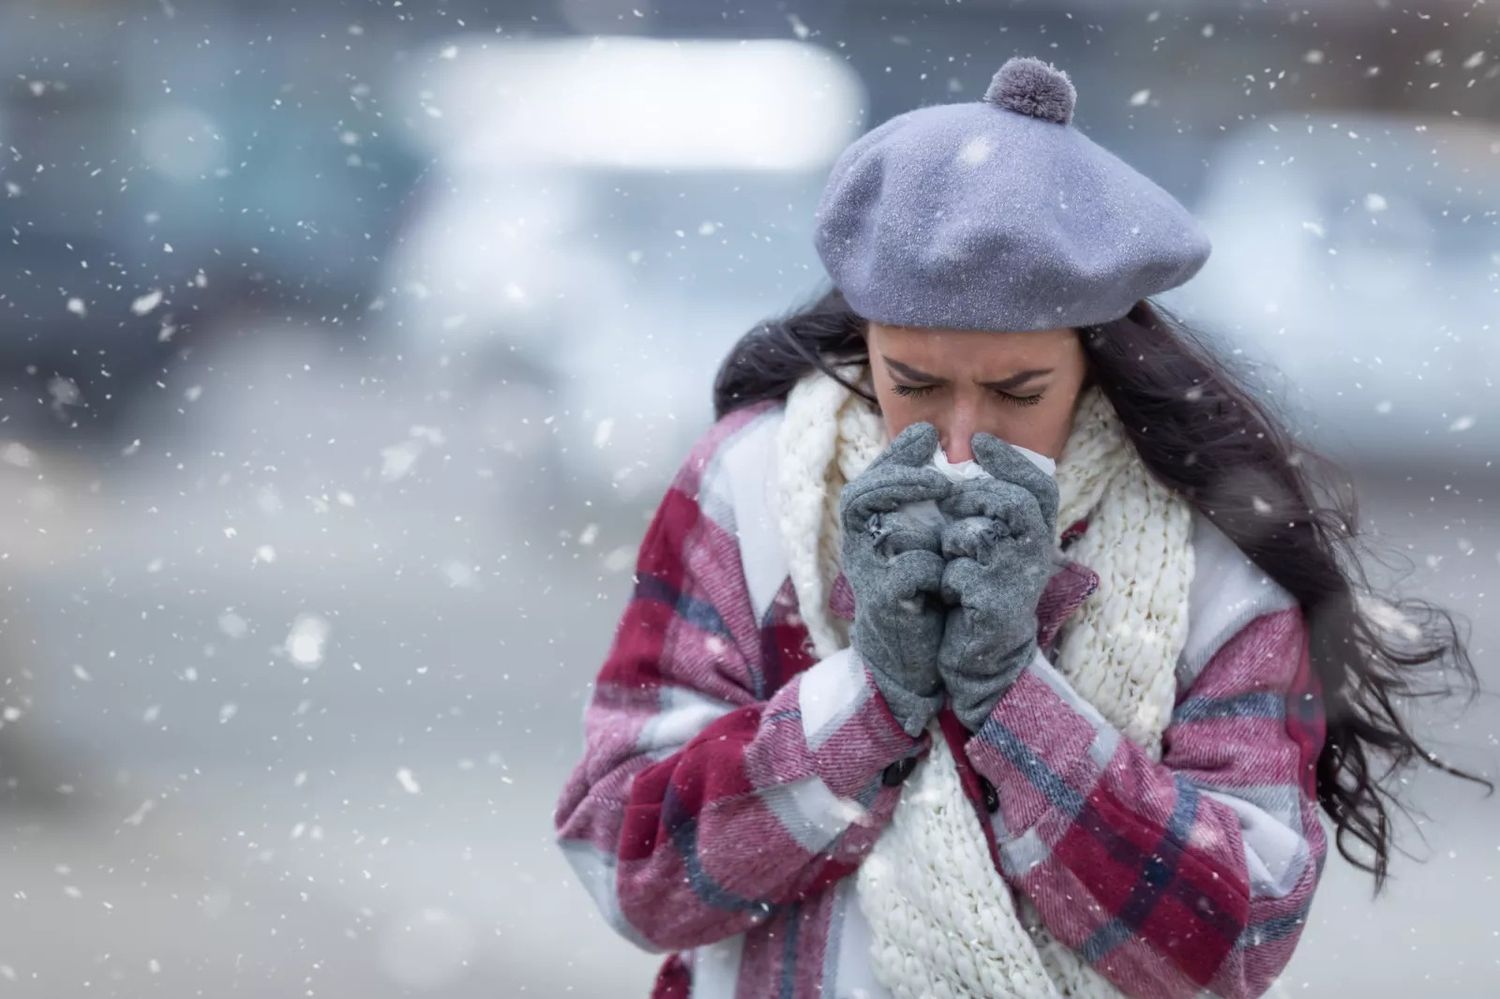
940 410 979 464
942 436 974 464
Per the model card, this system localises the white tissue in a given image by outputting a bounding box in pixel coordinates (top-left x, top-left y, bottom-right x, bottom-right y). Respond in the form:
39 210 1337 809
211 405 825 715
933 441 1056 481
900 441 1055 530
930 448 993 485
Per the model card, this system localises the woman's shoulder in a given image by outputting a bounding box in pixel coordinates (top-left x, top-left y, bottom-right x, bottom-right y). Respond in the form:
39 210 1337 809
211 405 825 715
667 400 791 620
1177 506 1300 690
674 399 786 501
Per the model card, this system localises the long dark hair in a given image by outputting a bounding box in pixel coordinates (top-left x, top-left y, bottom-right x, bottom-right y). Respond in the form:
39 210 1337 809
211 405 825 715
714 284 1493 892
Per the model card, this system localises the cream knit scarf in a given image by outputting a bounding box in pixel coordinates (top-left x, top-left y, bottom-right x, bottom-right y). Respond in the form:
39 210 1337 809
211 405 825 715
774 363 1196 999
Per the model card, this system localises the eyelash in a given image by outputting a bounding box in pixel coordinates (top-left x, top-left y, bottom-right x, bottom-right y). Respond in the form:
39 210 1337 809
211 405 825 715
891 383 1044 407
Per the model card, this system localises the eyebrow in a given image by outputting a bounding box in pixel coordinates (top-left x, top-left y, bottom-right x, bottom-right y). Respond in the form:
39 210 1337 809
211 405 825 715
882 355 1053 391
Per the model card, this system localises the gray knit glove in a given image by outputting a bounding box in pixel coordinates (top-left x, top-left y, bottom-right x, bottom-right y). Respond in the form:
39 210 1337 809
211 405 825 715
935 432 1061 732
838 422 952 738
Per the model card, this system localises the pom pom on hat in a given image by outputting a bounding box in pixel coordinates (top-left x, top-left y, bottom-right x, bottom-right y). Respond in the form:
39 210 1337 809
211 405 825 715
983 56 1076 125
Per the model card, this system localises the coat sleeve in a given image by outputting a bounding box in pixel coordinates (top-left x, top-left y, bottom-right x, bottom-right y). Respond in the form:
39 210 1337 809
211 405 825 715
552 407 930 954
962 601 1329 999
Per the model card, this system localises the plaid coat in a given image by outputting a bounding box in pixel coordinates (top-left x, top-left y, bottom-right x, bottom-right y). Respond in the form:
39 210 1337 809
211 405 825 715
554 400 1328 998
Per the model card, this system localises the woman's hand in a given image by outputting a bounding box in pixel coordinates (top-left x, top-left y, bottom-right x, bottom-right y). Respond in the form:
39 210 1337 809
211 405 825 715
838 422 953 737
935 432 1061 732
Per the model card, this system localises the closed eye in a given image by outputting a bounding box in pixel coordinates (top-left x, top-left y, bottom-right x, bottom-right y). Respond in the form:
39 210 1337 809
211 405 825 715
891 382 1044 407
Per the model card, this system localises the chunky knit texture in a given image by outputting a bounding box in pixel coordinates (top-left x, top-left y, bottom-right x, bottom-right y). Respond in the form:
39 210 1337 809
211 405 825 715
776 363 1194 997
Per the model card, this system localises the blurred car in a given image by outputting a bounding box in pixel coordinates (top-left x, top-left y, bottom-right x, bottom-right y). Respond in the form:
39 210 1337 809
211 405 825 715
0 6 422 447
379 35 866 501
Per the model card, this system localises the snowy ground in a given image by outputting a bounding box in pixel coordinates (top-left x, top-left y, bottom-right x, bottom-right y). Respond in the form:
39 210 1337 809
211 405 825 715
0 332 1496 997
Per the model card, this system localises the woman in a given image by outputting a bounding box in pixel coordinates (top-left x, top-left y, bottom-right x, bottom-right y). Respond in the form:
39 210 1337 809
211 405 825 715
553 57 1489 998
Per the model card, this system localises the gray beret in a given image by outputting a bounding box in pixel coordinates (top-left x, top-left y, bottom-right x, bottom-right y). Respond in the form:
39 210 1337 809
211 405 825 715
813 56 1212 332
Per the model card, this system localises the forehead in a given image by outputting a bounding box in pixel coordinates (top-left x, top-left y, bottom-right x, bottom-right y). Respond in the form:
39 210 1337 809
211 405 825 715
868 322 1079 367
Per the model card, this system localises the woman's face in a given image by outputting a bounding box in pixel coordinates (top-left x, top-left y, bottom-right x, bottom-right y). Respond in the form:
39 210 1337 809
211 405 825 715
864 321 1089 463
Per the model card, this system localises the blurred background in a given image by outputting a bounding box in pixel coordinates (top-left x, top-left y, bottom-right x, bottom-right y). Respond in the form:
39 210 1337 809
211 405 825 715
0 0 1496 995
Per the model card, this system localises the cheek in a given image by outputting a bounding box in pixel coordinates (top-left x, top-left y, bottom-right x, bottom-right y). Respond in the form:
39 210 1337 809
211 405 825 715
879 400 921 443
989 396 1077 456
873 384 927 440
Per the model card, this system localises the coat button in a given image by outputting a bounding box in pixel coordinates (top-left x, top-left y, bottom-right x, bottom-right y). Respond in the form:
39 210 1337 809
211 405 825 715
980 775 999 813
882 755 918 786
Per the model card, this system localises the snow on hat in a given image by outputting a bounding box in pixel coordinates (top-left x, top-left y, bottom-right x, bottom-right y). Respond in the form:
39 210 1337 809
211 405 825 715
813 55 1212 332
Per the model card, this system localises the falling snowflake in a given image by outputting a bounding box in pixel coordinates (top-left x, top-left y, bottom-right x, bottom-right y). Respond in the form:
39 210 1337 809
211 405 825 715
131 289 164 316
284 613 330 669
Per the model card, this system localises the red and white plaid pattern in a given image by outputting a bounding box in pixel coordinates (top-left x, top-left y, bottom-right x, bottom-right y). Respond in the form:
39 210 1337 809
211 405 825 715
553 400 1327 998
